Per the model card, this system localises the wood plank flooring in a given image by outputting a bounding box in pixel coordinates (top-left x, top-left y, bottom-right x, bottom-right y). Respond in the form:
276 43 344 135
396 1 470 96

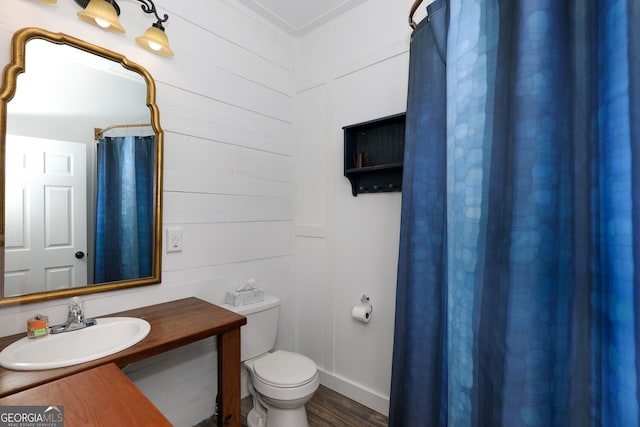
195 385 388 426
305 385 388 426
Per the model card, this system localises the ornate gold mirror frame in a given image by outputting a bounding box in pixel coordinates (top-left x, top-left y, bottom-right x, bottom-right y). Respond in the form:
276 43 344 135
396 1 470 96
0 27 163 306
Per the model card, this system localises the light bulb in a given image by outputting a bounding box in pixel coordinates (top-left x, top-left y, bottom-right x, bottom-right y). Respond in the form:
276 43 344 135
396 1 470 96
95 17 111 28
148 41 162 51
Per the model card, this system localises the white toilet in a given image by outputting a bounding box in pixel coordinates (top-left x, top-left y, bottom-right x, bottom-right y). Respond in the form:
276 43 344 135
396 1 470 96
223 295 319 427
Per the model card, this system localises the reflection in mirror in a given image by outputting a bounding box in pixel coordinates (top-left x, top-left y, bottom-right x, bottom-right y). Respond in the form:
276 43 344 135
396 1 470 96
0 28 163 306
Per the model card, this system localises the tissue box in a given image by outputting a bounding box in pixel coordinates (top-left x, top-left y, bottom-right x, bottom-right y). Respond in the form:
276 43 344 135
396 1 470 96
225 288 264 306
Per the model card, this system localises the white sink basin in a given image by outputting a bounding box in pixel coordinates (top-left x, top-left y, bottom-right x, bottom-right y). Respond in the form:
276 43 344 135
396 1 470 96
0 317 150 371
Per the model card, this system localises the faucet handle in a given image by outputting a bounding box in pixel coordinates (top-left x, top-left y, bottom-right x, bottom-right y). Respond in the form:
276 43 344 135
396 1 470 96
68 296 84 311
67 297 85 324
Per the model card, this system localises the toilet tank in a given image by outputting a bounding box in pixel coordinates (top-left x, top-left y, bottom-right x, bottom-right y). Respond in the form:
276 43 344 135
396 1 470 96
222 295 280 361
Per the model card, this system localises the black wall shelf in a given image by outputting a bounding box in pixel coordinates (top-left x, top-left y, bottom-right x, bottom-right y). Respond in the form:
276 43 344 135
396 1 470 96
343 113 406 196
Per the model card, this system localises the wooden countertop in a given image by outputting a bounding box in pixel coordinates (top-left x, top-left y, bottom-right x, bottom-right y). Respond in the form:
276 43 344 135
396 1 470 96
0 297 246 398
0 363 172 426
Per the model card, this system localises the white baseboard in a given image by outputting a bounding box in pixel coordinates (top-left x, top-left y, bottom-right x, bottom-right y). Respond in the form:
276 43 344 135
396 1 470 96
317 369 389 416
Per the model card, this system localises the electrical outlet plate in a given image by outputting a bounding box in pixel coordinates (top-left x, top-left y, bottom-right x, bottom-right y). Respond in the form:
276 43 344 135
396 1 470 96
166 227 182 253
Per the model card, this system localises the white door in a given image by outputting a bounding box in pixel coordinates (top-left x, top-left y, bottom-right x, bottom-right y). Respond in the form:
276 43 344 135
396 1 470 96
4 134 88 296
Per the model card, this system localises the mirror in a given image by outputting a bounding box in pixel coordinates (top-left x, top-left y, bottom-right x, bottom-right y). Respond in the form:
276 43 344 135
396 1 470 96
0 27 163 306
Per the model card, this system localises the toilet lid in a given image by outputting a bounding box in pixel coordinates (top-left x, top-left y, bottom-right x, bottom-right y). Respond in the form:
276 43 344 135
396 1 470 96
253 350 317 388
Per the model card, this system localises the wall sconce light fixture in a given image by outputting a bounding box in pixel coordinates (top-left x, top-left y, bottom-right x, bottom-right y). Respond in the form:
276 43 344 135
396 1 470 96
73 0 174 57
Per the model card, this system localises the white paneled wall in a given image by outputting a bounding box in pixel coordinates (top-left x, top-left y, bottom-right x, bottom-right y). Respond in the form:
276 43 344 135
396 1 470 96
0 1 295 425
294 0 412 416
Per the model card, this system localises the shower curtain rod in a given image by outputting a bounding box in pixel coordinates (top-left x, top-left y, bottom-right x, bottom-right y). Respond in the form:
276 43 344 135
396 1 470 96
408 0 424 29
94 123 152 140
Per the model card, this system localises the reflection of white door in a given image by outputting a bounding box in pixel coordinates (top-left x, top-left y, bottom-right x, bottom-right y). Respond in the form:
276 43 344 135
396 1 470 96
4 135 87 296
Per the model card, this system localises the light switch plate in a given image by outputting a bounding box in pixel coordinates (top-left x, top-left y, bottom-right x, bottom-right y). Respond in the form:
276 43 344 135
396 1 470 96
166 227 182 253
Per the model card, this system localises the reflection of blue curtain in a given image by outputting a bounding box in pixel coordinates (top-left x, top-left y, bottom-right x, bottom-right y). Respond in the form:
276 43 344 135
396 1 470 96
94 135 155 283
390 1 640 426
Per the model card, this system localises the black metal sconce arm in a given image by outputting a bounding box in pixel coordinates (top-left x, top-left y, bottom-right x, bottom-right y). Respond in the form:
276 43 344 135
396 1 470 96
137 0 169 28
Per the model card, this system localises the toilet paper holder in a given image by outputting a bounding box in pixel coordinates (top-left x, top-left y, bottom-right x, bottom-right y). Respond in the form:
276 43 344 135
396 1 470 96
352 294 374 323
360 294 373 312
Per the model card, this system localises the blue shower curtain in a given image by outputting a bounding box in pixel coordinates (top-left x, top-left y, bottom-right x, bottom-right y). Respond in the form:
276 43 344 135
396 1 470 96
390 0 640 426
94 135 155 283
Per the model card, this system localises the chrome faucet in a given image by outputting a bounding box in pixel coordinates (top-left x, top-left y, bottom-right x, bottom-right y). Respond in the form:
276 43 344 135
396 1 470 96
50 297 97 334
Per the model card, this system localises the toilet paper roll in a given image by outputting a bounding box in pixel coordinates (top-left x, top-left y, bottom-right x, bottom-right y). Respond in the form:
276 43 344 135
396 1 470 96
351 304 372 323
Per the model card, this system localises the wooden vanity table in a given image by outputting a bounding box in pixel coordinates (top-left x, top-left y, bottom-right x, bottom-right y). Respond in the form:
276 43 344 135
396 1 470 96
0 297 246 427
0 363 172 426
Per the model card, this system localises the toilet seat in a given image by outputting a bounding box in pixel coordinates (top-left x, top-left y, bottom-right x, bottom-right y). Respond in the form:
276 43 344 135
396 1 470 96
253 350 317 388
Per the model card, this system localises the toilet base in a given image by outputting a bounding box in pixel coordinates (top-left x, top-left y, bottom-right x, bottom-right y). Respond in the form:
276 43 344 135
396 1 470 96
246 405 309 427
247 408 266 427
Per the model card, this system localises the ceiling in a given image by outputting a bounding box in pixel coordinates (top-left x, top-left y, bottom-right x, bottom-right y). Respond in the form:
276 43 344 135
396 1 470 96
234 0 369 36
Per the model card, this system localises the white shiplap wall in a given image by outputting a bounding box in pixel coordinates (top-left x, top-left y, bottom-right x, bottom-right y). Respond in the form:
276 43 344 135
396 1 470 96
294 0 412 415
0 1 296 425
